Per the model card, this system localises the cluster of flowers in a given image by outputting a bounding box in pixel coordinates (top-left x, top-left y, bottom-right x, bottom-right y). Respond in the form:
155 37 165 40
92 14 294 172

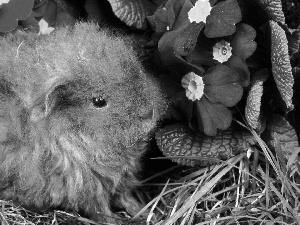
150 0 257 136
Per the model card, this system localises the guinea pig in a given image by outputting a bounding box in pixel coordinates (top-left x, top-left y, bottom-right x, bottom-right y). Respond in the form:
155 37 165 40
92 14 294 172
0 22 168 223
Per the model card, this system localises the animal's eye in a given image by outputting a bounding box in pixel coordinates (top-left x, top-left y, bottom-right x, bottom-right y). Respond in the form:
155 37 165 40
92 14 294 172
92 96 107 108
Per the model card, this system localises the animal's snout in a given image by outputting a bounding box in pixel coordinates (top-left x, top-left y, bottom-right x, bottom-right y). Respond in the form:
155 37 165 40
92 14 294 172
139 108 154 120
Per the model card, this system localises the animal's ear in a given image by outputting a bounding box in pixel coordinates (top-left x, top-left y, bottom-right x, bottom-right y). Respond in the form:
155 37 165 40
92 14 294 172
30 77 66 122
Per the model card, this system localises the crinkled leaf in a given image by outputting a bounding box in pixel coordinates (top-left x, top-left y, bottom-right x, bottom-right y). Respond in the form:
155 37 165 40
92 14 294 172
205 0 242 38
158 22 205 76
107 0 155 30
231 23 257 61
265 114 299 160
0 0 34 32
270 21 294 111
257 0 285 24
245 68 269 131
194 97 232 136
155 123 256 166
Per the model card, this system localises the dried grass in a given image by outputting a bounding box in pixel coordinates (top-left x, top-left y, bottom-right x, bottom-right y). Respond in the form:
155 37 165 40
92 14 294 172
1 121 300 225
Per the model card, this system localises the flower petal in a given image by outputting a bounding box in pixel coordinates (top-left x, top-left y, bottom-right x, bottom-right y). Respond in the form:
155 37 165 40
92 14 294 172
204 83 243 107
202 64 240 85
204 0 242 38
188 0 212 23
193 97 232 136
182 72 205 101
231 23 257 61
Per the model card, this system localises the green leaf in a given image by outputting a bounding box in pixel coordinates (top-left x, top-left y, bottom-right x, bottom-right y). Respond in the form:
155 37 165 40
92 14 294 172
0 0 34 32
170 91 194 122
155 123 256 166
257 0 285 24
238 0 285 31
158 22 205 76
280 24 300 57
265 114 299 161
107 0 156 30
245 68 269 132
270 21 294 111
21 0 55 33
204 0 242 38
147 0 185 32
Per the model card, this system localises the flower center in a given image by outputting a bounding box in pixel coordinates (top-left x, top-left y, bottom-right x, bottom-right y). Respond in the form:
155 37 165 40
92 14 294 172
221 47 228 55
189 80 198 92
213 40 232 63
181 72 205 102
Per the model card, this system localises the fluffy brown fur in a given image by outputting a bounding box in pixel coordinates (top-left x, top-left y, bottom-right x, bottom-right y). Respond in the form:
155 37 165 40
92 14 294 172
0 22 168 223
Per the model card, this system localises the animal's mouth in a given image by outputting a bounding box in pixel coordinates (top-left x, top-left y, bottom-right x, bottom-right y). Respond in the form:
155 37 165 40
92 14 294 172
139 108 154 121
123 99 168 148
123 115 158 149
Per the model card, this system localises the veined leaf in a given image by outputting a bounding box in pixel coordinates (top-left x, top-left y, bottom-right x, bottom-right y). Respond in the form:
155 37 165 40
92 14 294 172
270 20 294 111
245 68 269 132
265 114 299 161
155 123 256 166
258 0 285 24
107 0 155 30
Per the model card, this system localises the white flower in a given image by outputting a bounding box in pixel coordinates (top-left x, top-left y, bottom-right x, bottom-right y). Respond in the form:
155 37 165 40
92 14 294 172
188 0 212 23
38 19 55 35
0 0 10 6
181 72 205 101
213 40 232 63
